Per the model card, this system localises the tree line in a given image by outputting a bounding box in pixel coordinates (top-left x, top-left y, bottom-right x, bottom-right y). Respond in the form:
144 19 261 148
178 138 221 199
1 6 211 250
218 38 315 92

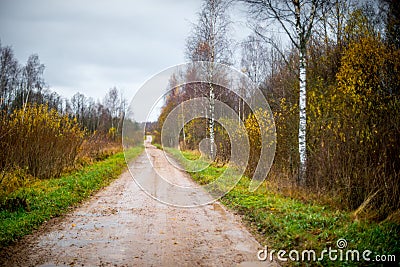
0 41 127 137
154 0 400 221
0 41 129 189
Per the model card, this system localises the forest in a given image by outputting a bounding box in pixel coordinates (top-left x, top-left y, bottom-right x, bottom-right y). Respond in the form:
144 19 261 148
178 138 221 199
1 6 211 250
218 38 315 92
0 42 137 203
154 0 400 222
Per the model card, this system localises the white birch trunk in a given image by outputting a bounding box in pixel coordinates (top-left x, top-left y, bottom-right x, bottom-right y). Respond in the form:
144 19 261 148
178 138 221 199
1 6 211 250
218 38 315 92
208 0 216 159
238 97 241 125
181 101 186 147
209 81 215 158
298 47 307 184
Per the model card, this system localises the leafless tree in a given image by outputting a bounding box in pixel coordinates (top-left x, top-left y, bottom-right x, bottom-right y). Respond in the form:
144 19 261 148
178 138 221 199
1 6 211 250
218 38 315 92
117 90 127 135
241 0 332 184
186 0 233 158
103 86 127 137
20 54 45 112
241 34 269 86
0 43 20 111
104 87 120 129
71 92 87 125
381 0 400 49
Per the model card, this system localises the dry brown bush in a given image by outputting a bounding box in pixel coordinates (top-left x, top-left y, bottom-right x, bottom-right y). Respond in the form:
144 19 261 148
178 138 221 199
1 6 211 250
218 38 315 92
0 104 85 179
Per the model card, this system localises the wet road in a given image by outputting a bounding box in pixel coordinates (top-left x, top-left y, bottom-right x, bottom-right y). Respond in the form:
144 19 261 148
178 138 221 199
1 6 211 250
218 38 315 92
0 143 275 266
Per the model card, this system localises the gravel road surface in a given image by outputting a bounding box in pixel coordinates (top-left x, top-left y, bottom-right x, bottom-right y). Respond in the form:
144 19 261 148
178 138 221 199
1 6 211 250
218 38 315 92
0 142 276 267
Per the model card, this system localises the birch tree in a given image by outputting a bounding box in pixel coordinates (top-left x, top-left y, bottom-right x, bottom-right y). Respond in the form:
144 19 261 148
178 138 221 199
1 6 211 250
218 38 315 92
186 0 232 158
20 54 45 112
241 34 269 86
242 0 331 184
0 43 19 111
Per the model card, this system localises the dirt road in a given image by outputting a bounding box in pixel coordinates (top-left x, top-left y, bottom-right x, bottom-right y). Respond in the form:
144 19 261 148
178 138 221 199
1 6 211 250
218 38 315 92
1 143 274 266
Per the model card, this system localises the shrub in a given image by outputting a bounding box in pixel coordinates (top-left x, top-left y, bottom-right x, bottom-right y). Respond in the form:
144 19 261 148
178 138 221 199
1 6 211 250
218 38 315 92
0 104 85 179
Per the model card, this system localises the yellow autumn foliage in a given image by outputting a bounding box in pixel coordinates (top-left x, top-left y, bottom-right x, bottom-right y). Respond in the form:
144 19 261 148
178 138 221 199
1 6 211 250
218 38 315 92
302 34 400 216
0 104 85 179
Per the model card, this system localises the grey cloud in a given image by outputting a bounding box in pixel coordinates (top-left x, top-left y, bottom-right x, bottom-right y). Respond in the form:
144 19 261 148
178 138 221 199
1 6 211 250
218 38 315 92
0 0 201 99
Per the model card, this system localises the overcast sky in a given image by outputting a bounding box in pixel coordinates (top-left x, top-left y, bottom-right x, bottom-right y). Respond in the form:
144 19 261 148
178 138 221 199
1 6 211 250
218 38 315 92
0 0 251 107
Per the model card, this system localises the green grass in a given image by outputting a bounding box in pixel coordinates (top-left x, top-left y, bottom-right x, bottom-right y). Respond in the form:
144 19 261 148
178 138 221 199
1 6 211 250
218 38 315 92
153 143 163 150
0 146 143 248
167 148 400 266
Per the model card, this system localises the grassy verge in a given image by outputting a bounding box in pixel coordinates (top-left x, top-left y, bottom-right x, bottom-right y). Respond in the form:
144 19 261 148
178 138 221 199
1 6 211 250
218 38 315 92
167 148 400 266
0 146 143 248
